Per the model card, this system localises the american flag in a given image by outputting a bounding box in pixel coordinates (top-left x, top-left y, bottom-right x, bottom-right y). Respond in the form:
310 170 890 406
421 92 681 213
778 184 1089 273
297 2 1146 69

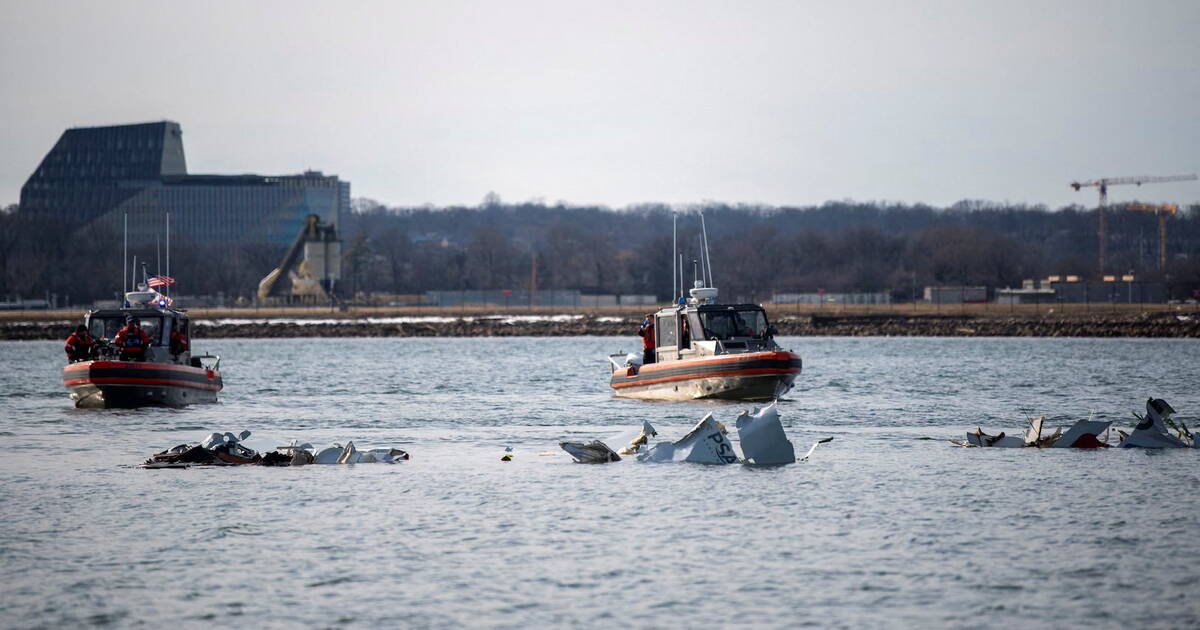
153 291 174 306
148 274 176 288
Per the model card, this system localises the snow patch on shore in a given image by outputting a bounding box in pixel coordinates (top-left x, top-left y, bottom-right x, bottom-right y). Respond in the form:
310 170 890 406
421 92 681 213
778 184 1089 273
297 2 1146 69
193 314 592 327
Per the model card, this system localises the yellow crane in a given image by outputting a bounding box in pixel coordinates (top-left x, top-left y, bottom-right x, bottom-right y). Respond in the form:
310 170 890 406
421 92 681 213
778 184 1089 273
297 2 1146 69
1070 173 1197 274
1124 202 1179 269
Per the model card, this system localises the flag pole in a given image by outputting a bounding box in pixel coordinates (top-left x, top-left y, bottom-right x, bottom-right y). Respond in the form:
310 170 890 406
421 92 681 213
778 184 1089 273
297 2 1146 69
123 213 128 296
165 212 170 298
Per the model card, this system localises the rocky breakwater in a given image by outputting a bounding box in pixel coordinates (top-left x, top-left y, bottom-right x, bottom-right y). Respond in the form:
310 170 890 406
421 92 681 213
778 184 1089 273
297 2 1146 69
191 316 635 339
4 312 1200 339
777 312 1200 337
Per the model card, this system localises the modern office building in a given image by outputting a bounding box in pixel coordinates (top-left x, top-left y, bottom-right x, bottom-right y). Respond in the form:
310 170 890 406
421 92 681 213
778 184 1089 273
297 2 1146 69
19 121 349 245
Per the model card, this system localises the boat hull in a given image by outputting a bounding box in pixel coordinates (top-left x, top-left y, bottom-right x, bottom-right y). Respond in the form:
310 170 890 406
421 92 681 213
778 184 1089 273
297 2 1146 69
62 360 222 409
610 351 801 401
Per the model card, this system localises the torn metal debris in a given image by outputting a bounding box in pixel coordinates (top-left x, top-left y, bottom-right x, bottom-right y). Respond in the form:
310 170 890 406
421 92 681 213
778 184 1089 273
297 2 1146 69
953 398 1197 449
560 404 829 465
143 432 410 468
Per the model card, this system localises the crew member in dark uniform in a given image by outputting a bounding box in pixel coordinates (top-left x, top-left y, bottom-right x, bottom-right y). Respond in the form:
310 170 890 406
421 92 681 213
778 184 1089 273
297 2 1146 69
64 325 96 362
638 314 655 364
114 317 150 361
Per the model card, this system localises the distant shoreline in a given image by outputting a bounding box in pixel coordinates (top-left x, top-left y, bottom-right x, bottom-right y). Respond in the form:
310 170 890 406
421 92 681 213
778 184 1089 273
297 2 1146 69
4 311 1198 340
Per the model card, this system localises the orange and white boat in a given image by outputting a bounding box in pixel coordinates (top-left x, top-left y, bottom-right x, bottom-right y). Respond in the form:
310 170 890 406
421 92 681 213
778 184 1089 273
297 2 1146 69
62 288 222 408
608 284 802 401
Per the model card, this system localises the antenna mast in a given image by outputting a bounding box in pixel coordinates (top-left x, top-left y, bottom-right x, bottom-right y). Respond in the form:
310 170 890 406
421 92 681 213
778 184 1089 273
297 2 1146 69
678 254 683 302
123 213 128 295
699 211 714 288
672 213 677 301
166 212 170 297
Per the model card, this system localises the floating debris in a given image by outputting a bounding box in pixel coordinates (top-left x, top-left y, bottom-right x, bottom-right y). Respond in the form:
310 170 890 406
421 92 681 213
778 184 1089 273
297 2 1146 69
143 432 409 468
735 403 795 465
559 421 657 463
501 446 514 462
798 437 834 462
1120 399 1193 448
954 416 1110 448
953 398 1198 449
562 407 825 465
1050 419 1112 448
560 440 621 464
638 414 739 464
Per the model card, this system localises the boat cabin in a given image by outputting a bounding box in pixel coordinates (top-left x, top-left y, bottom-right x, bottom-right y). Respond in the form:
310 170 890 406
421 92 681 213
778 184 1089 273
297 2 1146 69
84 290 194 365
653 302 778 362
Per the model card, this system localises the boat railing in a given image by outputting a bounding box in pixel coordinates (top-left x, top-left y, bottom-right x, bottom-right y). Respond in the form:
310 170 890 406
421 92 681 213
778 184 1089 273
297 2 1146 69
608 352 645 373
92 341 120 361
191 353 221 371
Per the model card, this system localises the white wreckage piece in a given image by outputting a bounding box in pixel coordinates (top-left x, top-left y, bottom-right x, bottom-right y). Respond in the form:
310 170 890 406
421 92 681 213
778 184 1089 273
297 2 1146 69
309 441 411 464
143 433 411 469
734 403 796 465
1120 399 1193 448
560 421 657 463
201 430 253 450
955 415 1112 448
1049 419 1112 448
638 413 740 464
562 406 826 465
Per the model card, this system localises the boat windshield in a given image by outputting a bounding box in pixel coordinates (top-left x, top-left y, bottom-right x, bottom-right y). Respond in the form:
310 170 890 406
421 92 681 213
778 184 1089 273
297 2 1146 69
699 309 768 340
90 316 163 345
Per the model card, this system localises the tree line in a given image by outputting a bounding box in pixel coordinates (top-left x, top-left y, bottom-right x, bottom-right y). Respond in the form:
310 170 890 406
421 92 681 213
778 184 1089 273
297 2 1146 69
4 198 1200 306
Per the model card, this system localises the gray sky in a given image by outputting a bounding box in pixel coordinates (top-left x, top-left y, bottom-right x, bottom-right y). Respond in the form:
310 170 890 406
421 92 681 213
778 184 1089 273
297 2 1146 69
2 0 1197 209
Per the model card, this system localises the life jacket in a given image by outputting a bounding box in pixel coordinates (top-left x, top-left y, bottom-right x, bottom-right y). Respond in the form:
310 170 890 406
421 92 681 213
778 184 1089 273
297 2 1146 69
65 333 94 356
116 326 149 350
639 319 655 349
170 331 189 353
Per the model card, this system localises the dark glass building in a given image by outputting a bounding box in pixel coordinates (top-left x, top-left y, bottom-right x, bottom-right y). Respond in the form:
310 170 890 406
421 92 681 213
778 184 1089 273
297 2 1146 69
19 121 349 245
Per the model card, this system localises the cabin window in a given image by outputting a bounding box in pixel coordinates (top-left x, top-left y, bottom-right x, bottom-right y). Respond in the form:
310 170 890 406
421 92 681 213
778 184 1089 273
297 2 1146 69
686 313 705 343
699 309 768 340
89 316 163 344
91 317 124 341
655 314 677 348
137 317 164 345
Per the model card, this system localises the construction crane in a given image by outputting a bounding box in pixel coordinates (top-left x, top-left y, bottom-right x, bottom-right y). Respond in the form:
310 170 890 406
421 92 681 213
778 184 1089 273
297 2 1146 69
1070 174 1197 274
1124 202 1179 269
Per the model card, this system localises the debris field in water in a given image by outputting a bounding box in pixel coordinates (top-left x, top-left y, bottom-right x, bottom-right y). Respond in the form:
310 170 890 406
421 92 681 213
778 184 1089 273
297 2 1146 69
560 404 828 465
953 398 1197 449
143 431 410 468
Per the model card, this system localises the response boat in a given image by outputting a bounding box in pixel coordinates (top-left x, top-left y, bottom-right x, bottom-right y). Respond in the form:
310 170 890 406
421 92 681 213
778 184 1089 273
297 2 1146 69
608 283 802 401
62 287 222 408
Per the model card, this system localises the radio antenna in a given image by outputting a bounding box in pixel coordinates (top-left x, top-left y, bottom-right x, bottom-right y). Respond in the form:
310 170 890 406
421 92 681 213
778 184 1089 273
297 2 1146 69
123 213 128 295
165 212 171 297
678 254 684 301
699 211 714 288
671 213 677 301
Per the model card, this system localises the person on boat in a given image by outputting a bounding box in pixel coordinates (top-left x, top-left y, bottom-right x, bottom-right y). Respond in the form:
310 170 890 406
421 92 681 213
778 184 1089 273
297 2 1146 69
114 316 150 361
64 325 96 362
736 313 757 337
638 315 655 364
169 321 189 358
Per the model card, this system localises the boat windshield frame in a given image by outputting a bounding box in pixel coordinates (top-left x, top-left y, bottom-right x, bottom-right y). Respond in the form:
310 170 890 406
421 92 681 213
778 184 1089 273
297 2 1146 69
85 307 188 347
695 304 771 341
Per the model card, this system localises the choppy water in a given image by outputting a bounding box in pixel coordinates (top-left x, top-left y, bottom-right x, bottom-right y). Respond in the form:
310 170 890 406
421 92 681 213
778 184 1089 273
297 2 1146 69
1 336 1198 629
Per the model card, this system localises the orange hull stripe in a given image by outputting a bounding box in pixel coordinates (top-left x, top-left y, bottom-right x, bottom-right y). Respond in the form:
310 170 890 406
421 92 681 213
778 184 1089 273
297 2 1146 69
611 367 799 389
63 361 219 377
64 376 222 391
635 352 798 374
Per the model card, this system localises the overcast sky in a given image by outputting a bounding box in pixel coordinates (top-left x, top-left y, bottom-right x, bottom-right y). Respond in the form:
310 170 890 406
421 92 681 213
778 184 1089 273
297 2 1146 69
2 0 1197 209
